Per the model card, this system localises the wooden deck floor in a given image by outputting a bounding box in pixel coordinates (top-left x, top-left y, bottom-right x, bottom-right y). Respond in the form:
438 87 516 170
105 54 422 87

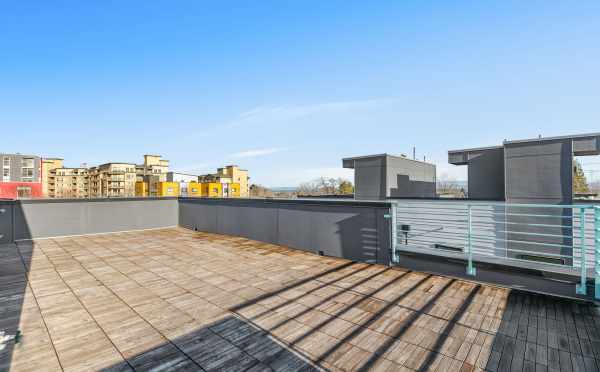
1 228 600 372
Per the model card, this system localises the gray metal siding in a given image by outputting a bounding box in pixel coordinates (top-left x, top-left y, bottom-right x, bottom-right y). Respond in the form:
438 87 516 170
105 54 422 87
573 137 600 155
504 139 573 203
467 148 505 200
353 158 386 200
504 140 575 261
448 152 467 165
349 155 436 200
386 156 436 198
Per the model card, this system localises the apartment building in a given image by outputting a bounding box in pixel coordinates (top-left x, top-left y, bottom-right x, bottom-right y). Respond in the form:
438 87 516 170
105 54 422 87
0 153 42 199
136 155 170 197
89 163 137 198
42 158 64 197
198 165 249 197
42 158 90 199
137 155 169 181
48 168 89 198
218 165 249 197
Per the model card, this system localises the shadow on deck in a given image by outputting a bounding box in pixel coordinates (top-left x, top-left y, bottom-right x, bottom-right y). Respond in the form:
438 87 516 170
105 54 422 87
3 228 600 372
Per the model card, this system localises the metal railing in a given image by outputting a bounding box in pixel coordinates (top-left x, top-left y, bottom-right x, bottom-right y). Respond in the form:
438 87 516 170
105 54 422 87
390 201 600 298
596 206 600 299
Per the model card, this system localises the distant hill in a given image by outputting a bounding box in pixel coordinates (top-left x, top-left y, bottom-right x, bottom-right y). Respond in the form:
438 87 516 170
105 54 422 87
271 183 469 193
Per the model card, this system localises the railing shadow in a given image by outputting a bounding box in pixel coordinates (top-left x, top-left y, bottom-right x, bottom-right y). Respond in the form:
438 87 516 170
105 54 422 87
482 290 600 372
95 266 421 371
7 221 600 372
352 278 455 371
94 255 373 371
100 315 320 372
415 284 480 371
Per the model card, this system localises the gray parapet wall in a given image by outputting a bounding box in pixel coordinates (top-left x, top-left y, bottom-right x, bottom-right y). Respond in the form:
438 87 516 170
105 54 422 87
0 202 14 244
1 197 179 241
1 197 393 265
1 196 599 300
178 197 393 265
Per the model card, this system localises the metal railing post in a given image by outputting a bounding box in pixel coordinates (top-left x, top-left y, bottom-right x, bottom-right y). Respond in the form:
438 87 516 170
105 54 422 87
595 206 600 300
576 207 587 295
466 204 476 276
391 202 398 263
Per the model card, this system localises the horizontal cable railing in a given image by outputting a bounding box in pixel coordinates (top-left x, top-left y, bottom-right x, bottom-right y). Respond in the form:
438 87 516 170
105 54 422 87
390 200 599 298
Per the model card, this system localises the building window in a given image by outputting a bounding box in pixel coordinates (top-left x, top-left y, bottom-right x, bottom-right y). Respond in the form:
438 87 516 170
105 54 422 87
3 157 10 167
21 168 34 178
22 158 34 168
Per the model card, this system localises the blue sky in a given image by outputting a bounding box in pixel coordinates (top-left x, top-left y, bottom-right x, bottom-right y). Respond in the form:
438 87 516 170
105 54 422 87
1 1 599 186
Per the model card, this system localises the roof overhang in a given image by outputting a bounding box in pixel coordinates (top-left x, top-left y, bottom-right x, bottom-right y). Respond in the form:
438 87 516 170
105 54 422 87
449 133 600 165
448 146 504 165
342 154 388 169
504 133 600 156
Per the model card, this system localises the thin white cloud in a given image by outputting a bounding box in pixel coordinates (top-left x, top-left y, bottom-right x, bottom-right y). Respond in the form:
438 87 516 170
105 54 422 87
227 98 397 128
229 147 288 159
186 97 397 141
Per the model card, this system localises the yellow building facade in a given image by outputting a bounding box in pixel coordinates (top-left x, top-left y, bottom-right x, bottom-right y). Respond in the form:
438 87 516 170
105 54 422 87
200 182 222 197
188 181 202 197
136 181 180 197
41 158 64 197
157 182 180 197
228 183 241 197
135 181 148 197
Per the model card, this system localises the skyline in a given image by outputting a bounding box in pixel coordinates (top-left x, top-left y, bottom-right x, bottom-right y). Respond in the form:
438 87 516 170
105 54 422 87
2 2 599 186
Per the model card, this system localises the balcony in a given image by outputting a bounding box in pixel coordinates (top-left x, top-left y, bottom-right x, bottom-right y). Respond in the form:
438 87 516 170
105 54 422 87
0 197 599 371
